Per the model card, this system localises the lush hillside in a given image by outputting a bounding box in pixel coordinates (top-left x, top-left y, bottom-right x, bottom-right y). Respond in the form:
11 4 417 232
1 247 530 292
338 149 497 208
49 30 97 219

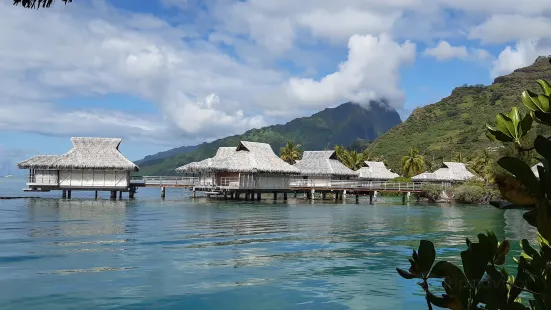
368 56 551 172
137 101 402 175
135 145 198 165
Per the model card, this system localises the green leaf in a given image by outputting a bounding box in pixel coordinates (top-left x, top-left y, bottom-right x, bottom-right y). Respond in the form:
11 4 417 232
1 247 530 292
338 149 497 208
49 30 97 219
486 127 513 143
537 79 551 97
396 268 415 279
495 240 510 265
522 90 542 111
461 241 490 283
520 239 539 259
428 261 467 281
417 240 435 275
538 94 550 112
518 113 533 138
497 113 516 138
498 157 543 199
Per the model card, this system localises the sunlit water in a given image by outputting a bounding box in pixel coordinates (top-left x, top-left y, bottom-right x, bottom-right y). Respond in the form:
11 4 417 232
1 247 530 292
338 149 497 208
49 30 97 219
0 177 535 309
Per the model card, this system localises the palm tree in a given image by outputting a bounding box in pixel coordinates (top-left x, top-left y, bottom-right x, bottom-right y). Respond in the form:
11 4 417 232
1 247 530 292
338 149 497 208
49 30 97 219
340 150 365 170
334 145 346 162
13 0 72 9
401 148 425 177
279 141 302 164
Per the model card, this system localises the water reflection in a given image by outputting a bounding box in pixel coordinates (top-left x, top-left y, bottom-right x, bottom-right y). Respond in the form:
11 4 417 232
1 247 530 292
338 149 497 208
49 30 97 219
0 196 530 310
27 199 128 238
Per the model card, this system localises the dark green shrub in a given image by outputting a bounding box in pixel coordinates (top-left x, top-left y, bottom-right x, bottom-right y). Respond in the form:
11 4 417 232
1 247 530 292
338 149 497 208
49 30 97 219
419 184 443 203
452 185 486 204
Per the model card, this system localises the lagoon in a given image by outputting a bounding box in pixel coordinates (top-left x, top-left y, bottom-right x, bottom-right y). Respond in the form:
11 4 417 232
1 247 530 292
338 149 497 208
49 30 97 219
0 177 534 309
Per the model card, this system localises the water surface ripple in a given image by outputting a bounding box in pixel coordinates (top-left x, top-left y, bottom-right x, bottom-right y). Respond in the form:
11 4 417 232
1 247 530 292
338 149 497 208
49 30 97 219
0 179 534 309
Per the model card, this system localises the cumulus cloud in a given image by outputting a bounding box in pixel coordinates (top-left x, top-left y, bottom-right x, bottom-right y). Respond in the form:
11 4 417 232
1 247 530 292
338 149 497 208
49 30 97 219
287 34 415 109
424 41 492 61
5 0 551 149
469 14 551 44
491 40 551 77
424 41 468 60
0 2 276 145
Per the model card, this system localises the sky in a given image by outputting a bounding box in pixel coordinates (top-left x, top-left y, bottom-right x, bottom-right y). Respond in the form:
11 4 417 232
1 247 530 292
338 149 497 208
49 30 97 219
2 0 551 173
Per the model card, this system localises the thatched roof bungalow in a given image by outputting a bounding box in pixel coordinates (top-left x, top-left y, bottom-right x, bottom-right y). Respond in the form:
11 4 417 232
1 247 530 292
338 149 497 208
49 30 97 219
18 137 138 191
176 141 299 190
411 162 475 183
356 161 399 181
293 151 356 177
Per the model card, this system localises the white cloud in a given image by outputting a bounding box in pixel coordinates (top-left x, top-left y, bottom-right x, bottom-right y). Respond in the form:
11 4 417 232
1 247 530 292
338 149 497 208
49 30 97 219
296 8 401 43
491 40 551 77
287 34 415 108
424 41 468 60
469 14 551 44
424 41 492 61
5 0 551 149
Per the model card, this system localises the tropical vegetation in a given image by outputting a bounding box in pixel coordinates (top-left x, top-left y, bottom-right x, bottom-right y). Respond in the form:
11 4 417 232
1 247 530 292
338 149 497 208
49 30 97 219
398 61 551 309
279 141 302 164
401 148 425 177
368 56 551 173
137 102 401 175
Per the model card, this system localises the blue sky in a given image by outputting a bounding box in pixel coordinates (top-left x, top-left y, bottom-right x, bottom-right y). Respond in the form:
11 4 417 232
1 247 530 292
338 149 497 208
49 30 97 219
2 0 551 173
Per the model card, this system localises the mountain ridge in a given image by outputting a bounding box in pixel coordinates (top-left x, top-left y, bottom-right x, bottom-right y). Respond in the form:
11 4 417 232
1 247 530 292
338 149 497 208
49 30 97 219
368 56 551 172
137 101 402 175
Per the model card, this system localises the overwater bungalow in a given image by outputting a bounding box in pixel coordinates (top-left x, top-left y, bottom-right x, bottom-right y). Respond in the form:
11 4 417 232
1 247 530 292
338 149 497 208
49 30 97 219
411 162 475 185
175 147 235 186
356 161 399 181
176 141 299 191
293 151 356 187
17 137 138 198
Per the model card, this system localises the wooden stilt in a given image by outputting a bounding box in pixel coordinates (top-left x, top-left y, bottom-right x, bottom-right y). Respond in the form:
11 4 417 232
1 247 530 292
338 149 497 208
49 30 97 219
370 193 373 204
118 191 122 200
161 187 166 199
273 192 277 201
322 192 326 200
257 192 261 201
355 192 359 204
110 191 116 199
129 188 135 199
95 191 98 199
67 190 72 199
402 192 407 204
192 186 196 198
62 190 67 199
283 192 287 201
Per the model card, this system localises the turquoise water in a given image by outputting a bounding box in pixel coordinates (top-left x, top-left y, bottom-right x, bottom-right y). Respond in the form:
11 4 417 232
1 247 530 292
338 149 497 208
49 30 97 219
0 178 535 309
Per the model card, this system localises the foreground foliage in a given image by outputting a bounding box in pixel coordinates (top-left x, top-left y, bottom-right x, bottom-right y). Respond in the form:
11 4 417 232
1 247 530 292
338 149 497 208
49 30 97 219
398 62 551 309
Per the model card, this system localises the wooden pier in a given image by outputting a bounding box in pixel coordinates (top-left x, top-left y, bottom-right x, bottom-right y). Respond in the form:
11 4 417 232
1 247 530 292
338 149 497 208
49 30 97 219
130 176 440 203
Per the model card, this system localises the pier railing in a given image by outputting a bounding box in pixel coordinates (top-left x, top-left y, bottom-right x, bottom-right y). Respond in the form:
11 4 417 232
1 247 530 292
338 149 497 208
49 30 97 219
131 176 204 187
131 176 448 192
289 179 437 191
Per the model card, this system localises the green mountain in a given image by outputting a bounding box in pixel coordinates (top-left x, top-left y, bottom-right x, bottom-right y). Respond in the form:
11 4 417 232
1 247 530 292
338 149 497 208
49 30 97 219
368 56 551 172
138 101 402 175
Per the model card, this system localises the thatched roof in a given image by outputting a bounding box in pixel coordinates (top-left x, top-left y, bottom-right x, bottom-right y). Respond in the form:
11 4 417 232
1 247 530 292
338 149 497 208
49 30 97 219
412 162 475 182
294 151 356 177
175 147 235 173
17 137 138 171
356 161 399 180
208 141 300 174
